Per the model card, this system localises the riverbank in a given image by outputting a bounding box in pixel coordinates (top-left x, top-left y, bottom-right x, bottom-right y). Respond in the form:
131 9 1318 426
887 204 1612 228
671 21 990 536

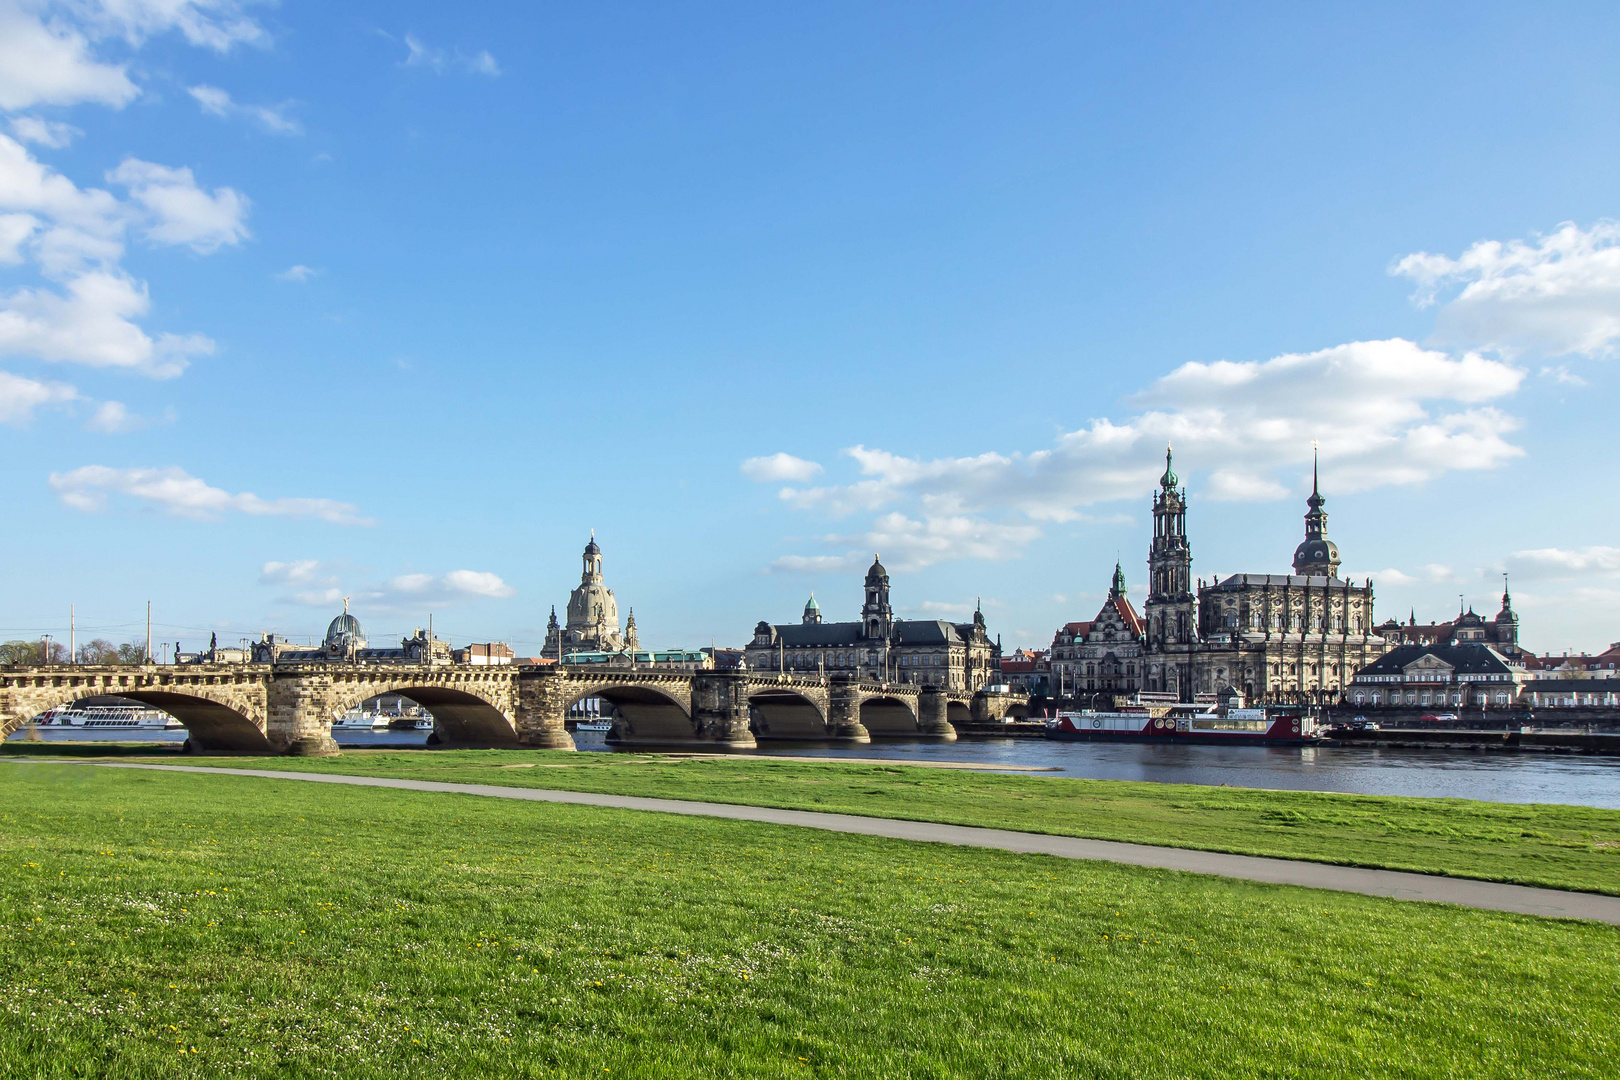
1 764 1615 1077
12 745 1619 895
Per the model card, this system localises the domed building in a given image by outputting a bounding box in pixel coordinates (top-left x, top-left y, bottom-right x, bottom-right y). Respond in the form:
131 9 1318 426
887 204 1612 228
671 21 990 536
544 534 626 657
250 598 451 665
324 601 367 654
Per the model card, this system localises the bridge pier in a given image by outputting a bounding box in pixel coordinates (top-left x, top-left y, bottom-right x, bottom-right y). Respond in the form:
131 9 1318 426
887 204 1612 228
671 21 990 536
514 672 578 750
828 680 872 743
267 674 340 756
688 673 757 749
915 687 958 740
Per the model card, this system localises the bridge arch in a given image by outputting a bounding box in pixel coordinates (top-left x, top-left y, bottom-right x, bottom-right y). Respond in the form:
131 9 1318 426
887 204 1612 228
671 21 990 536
3 683 270 752
746 686 830 740
946 700 971 728
327 681 520 747
562 680 694 746
857 693 919 736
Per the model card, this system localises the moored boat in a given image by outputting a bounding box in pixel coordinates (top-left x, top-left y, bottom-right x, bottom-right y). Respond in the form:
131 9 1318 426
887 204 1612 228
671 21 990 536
1045 703 1321 746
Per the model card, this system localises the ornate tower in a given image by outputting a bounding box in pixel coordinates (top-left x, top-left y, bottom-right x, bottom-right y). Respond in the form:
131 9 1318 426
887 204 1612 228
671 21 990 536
802 593 822 625
1144 446 1196 697
1292 451 1342 577
862 555 892 640
1110 560 1127 599
1492 574 1520 655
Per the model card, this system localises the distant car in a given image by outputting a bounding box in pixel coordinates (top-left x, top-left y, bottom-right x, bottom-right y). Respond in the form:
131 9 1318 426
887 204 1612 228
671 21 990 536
1346 716 1379 732
1420 712 1459 723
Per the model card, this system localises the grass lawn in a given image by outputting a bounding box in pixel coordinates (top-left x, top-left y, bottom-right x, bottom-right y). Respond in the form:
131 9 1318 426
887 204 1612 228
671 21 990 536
1 760 1616 1078
53 745 1620 896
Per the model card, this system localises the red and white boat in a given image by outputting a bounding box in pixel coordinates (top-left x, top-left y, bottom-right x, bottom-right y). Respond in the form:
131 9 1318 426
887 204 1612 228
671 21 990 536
1044 704 1320 746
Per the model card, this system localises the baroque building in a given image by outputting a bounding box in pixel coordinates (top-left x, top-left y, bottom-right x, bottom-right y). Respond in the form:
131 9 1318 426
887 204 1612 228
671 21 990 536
745 556 999 691
250 600 452 664
1048 562 1146 698
1141 448 1389 702
544 534 627 657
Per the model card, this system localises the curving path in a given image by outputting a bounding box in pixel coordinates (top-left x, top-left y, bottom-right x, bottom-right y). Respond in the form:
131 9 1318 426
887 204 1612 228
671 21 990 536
73 762 1620 925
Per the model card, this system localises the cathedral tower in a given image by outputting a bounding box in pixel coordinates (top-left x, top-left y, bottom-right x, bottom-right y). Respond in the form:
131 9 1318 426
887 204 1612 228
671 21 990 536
1143 446 1197 698
1292 450 1342 577
862 555 892 640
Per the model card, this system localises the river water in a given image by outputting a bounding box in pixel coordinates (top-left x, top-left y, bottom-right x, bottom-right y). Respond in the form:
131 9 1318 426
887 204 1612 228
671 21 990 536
12 726 1620 810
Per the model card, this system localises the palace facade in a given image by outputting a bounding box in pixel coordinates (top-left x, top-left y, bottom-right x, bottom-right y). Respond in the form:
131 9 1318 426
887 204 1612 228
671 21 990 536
745 556 999 691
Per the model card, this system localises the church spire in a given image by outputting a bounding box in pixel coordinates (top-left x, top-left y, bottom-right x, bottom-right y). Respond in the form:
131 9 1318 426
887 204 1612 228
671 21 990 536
1292 444 1341 577
1111 560 1127 598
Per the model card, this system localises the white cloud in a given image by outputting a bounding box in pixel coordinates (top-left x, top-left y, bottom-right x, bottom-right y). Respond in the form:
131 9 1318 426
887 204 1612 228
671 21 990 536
0 1 268 113
261 559 515 610
0 3 138 110
401 33 501 77
275 263 317 282
9 115 82 148
741 452 822 483
1507 546 1620 578
389 569 515 600
49 465 373 524
1393 220 1620 358
261 559 332 587
0 135 243 375
0 270 211 376
0 212 35 263
1539 364 1587 387
0 368 76 423
187 84 300 134
84 398 171 432
771 512 1042 574
759 338 1527 572
108 158 250 252
81 0 268 53
186 82 231 116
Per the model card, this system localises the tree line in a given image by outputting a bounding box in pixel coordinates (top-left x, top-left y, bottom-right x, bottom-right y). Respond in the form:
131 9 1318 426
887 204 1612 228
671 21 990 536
0 640 150 665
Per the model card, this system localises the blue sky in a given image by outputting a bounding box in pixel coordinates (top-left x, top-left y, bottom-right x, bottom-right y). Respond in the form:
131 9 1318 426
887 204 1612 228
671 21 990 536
2 1 1619 658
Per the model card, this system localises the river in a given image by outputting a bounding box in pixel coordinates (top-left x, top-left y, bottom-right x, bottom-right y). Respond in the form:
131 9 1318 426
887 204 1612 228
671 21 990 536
12 726 1620 810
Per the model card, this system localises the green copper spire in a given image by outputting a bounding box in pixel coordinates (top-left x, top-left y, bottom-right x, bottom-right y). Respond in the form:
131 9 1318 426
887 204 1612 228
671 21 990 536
1160 443 1178 489
1111 560 1127 597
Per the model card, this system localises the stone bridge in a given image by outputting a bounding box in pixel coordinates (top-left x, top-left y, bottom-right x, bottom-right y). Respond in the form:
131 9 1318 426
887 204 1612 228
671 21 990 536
0 664 1025 755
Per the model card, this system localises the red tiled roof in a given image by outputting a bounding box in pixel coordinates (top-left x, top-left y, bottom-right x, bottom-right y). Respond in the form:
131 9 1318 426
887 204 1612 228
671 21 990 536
1110 595 1144 637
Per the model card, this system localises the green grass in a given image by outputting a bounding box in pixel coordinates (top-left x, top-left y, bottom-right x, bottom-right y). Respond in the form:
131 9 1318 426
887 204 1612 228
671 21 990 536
77 745 1620 896
0 761 1615 1078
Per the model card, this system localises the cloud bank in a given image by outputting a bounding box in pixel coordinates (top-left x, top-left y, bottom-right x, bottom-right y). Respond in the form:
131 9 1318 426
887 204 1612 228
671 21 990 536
50 465 372 525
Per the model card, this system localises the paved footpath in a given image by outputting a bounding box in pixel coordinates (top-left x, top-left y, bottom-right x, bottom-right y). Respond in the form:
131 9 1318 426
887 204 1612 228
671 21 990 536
78 761 1620 925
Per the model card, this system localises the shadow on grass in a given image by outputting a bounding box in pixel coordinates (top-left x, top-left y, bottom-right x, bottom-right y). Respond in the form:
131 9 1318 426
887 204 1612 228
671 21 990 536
0 741 189 759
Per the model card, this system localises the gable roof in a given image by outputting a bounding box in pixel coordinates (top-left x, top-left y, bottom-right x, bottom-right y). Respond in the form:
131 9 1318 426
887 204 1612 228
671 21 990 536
1356 642 1514 678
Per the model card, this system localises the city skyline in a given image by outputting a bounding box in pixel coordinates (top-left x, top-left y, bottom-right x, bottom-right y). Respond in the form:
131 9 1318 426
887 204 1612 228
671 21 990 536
2 3 1618 656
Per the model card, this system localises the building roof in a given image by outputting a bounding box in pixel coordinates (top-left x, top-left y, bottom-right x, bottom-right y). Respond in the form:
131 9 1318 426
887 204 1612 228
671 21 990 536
760 619 966 648
1355 642 1515 678
1204 572 1355 590
1102 594 1144 637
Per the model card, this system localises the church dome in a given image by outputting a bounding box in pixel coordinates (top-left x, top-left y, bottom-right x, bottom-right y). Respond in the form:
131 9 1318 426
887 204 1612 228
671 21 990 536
1292 538 1339 571
584 536 601 556
324 611 366 651
865 554 888 582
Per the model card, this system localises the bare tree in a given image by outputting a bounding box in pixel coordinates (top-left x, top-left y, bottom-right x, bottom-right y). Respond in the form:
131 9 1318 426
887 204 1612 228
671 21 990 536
0 640 67 665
